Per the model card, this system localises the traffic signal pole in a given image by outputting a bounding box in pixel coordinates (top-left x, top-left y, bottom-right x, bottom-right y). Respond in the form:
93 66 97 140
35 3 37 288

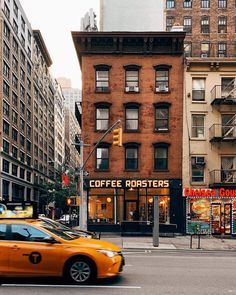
75 119 121 231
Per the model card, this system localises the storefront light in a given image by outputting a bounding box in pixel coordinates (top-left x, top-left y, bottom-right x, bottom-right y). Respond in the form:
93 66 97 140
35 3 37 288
106 197 112 203
148 198 153 203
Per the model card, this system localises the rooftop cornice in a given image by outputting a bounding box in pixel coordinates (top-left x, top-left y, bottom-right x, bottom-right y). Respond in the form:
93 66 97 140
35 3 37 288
33 30 53 67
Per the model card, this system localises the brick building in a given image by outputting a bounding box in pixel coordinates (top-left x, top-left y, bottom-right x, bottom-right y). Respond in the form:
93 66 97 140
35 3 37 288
72 31 186 233
165 0 236 58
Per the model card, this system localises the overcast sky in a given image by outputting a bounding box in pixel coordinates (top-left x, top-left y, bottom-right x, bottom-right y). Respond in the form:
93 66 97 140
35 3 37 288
20 0 99 89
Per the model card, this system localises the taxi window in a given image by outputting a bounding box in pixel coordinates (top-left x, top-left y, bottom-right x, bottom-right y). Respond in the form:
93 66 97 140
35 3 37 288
43 226 76 241
0 224 7 240
11 224 51 242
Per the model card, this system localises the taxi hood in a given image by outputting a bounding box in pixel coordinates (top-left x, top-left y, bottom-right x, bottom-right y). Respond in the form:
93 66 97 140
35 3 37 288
68 237 121 252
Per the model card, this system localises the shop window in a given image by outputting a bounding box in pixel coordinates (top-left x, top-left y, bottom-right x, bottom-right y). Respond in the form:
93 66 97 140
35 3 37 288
124 64 141 92
201 16 210 34
154 64 171 93
124 103 140 131
183 17 192 34
95 102 111 131
96 144 110 171
191 156 205 182
154 103 170 132
89 195 114 224
94 64 111 92
124 143 139 170
154 143 169 171
143 196 170 223
218 16 227 33
191 114 205 138
192 78 205 101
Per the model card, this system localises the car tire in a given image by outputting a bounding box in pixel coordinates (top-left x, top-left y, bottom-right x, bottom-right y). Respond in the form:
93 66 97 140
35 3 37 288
65 257 96 284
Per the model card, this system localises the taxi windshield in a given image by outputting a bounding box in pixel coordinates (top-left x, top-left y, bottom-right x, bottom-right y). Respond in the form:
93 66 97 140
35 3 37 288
43 226 79 241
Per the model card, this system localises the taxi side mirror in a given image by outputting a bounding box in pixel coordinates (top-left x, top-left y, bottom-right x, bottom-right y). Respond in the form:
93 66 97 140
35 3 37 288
43 236 59 244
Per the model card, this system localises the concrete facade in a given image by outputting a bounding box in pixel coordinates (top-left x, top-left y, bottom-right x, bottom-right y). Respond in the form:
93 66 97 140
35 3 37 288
100 0 164 31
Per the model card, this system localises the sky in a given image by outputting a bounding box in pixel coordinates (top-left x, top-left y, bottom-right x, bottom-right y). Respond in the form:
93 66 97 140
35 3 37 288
20 0 99 89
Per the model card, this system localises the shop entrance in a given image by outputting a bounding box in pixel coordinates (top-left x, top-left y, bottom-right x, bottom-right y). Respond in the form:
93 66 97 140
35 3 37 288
125 201 138 221
211 203 232 234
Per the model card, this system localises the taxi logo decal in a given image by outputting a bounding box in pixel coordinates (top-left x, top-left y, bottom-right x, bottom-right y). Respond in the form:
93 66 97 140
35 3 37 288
29 252 42 264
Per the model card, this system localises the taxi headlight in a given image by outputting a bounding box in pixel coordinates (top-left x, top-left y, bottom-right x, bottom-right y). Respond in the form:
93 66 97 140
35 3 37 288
96 249 118 258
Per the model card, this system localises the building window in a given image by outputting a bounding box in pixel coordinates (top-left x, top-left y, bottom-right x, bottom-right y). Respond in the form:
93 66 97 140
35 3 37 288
3 21 10 40
12 164 18 177
12 146 18 158
94 64 111 92
124 65 141 92
20 135 25 148
95 102 111 131
201 0 210 8
96 144 110 171
3 81 10 98
13 1 18 17
154 143 169 171
4 2 10 19
125 143 139 170
191 157 205 182
3 101 9 117
124 103 140 131
3 42 10 60
201 16 210 34
27 171 31 182
12 92 18 108
218 0 227 8
27 140 31 152
21 16 25 32
221 77 235 97
2 159 10 173
218 42 227 57
3 62 10 80
20 168 25 179
183 0 192 8
218 16 227 33
166 0 175 8
201 43 210 57
26 156 31 166
192 78 206 101
154 64 171 92
2 180 9 201
12 56 18 72
12 37 18 54
184 42 192 57
183 17 192 33
3 139 9 154
3 120 10 135
166 17 175 31
12 111 18 125
154 103 170 132
12 75 18 90
192 115 205 138
12 128 18 142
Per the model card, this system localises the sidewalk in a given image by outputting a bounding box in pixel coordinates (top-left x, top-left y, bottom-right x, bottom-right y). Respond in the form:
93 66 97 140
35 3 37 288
100 234 236 251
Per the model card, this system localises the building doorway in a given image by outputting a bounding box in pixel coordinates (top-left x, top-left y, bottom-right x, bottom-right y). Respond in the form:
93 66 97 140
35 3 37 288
125 201 138 221
211 203 232 234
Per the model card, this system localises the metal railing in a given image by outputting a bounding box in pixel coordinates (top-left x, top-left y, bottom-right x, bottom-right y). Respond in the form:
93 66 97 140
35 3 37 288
209 124 236 141
211 85 236 104
209 169 236 185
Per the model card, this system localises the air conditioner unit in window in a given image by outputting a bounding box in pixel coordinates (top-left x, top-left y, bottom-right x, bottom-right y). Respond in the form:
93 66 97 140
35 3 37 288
201 53 208 58
195 157 205 165
156 85 169 92
126 86 139 92
219 53 226 58
0 147 3 152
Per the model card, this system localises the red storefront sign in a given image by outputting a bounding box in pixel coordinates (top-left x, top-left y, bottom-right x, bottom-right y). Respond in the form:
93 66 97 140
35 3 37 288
183 188 236 198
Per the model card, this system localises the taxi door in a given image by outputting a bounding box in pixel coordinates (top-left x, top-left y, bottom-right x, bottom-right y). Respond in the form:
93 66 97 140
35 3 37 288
0 223 9 274
8 223 64 276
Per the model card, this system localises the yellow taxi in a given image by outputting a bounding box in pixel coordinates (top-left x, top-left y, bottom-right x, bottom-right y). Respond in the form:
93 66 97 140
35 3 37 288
0 219 124 284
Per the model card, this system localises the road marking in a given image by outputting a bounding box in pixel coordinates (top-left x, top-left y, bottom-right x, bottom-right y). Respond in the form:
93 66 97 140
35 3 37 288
1 284 141 289
125 264 132 266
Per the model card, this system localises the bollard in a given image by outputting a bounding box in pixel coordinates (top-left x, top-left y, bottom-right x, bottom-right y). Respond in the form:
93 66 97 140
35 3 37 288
197 234 201 249
190 234 193 249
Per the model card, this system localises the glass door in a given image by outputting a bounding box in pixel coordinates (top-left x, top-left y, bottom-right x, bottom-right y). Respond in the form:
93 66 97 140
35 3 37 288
211 203 221 234
125 201 138 221
224 204 232 234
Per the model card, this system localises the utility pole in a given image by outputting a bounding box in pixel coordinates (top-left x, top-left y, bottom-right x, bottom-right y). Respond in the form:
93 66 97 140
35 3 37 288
73 119 121 231
153 196 159 247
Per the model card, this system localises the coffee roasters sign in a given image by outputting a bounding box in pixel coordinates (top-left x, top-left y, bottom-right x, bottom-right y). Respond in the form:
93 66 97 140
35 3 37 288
88 179 169 189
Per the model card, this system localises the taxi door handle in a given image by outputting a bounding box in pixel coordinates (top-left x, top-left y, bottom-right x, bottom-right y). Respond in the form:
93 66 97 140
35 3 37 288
10 245 20 250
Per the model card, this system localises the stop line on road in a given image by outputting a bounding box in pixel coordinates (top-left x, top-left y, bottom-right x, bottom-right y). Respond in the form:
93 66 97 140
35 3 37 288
1 284 141 289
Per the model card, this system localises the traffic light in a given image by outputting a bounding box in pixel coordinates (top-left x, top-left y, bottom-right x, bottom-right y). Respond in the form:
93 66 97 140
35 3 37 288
113 127 122 146
67 197 76 206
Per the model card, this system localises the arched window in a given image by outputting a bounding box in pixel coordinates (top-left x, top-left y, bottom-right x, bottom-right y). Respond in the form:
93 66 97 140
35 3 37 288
153 64 172 93
153 102 171 132
96 142 110 171
124 102 141 131
124 64 141 92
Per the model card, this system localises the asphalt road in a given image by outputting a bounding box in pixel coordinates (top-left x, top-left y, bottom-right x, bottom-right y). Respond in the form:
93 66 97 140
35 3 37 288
1 250 236 295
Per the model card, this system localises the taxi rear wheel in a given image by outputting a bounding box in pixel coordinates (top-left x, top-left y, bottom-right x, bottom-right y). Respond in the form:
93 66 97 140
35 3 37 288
65 257 96 284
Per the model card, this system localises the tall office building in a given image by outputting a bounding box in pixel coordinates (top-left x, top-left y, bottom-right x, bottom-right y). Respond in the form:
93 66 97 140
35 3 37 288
100 0 164 31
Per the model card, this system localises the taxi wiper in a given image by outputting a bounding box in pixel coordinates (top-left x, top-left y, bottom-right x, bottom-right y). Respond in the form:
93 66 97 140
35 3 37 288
23 228 32 238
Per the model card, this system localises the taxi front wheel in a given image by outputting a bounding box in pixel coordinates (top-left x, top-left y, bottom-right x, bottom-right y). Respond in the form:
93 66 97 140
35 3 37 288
64 257 96 284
